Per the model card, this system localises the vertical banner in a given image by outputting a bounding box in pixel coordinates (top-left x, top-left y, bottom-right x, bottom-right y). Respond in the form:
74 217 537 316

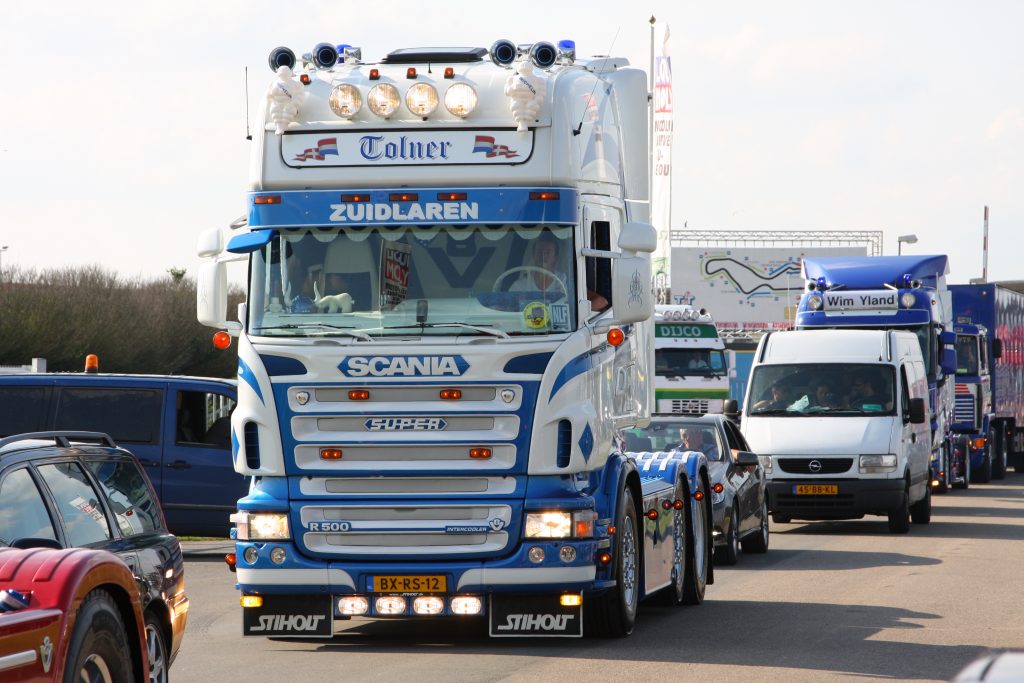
380 241 412 308
652 25 673 298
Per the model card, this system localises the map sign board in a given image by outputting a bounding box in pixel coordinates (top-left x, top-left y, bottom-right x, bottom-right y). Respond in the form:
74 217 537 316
670 246 866 330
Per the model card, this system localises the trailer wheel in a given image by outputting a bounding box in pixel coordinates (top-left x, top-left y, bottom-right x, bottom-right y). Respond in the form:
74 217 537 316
656 479 686 605
63 590 134 683
682 475 709 605
586 487 639 637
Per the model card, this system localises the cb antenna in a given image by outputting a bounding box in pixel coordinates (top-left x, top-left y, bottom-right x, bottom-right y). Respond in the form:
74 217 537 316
245 66 252 141
573 26 620 136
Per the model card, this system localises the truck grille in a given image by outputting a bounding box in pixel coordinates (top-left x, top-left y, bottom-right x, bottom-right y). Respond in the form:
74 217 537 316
667 399 711 415
953 388 978 427
300 503 513 556
777 458 853 475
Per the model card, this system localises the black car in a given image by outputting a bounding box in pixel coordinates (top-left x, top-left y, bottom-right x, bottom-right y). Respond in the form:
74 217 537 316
622 414 769 565
0 431 188 683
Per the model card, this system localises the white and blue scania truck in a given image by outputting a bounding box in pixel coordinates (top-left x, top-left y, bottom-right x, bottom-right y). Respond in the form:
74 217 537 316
196 39 712 638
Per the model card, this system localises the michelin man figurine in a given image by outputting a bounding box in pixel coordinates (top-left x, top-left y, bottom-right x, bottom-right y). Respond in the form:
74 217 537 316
504 60 546 133
267 65 305 134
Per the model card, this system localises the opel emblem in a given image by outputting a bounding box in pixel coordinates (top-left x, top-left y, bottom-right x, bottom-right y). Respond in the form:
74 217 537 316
808 459 823 473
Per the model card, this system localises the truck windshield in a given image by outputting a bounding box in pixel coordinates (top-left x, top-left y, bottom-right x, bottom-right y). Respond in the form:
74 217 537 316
748 363 896 416
956 335 979 374
655 349 727 377
247 224 578 337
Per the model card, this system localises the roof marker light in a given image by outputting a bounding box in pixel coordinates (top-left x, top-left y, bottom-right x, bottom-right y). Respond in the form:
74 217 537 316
406 67 417 79
389 192 419 202
369 68 380 80
300 74 311 85
341 194 370 202
437 192 467 201
444 67 455 79
84 354 99 373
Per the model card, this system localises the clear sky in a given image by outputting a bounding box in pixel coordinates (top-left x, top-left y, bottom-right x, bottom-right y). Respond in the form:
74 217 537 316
1 1 1021 284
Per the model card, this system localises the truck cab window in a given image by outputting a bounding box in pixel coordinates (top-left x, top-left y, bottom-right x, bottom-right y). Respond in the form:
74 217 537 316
586 220 612 313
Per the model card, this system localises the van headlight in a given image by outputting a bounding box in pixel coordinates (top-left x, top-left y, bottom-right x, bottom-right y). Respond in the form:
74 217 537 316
758 455 773 473
524 510 596 539
859 454 897 473
230 511 290 540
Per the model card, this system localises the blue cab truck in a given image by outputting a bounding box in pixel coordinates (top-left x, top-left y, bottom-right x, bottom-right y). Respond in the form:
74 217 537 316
796 256 959 491
949 283 1024 479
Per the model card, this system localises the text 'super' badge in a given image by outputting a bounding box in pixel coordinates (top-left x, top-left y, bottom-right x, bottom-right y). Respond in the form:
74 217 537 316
523 301 549 330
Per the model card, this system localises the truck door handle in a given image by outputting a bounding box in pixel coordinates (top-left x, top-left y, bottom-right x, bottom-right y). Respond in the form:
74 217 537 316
138 459 159 468
166 460 191 470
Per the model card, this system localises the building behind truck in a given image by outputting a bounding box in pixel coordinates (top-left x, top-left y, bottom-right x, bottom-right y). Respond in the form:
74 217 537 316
196 39 713 639
653 304 733 414
795 255 958 491
949 282 1024 478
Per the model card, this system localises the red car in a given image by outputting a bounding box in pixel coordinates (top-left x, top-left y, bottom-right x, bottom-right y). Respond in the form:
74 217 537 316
0 547 148 681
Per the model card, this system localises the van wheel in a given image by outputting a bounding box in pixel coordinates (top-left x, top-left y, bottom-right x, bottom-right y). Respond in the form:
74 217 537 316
63 590 134 683
586 487 639 637
715 508 739 566
888 485 911 534
910 482 931 524
742 498 770 554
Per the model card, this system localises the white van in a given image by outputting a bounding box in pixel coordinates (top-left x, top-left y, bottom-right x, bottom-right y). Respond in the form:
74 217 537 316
740 329 931 533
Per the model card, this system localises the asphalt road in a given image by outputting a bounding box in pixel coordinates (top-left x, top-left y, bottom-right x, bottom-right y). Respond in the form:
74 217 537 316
174 474 1024 682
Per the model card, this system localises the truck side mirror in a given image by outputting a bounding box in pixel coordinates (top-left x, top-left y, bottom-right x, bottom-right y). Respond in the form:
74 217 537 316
198 261 243 334
608 254 653 325
993 338 1003 359
197 227 224 258
908 397 926 424
940 347 957 376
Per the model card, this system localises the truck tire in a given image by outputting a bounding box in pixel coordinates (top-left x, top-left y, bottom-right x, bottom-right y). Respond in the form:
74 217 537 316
973 444 992 484
910 482 932 524
586 487 639 637
656 480 686 606
934 445 949 494
992 428 1008 479
715 507 740 566
63 589 134 683
741 498 770 554
888 483 911 534
682 475 709 605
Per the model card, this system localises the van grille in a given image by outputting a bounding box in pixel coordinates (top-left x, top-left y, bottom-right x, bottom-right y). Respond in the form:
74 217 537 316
778 458 853 475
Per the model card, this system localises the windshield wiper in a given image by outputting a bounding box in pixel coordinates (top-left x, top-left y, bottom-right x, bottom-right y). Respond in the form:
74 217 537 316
375 322 510 339
751 408 798 415
255 324 373 341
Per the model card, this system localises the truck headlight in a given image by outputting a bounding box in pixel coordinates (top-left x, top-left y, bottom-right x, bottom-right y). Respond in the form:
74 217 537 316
900 292 916 308
231 511 290 540
758 455 773 473
524 510 596 539
859 454 897 473
806 294 823 311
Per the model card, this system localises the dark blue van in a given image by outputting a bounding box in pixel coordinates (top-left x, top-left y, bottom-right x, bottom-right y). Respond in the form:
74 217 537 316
0 374 242 537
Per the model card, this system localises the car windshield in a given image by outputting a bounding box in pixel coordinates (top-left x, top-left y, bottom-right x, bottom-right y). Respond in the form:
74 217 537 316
247 224 577 337
622 421 723 461
747 363 896 416
655 349 727 377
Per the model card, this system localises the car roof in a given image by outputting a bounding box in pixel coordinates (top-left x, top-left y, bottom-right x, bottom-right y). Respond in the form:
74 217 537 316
0 432 127 464
647 413 723 425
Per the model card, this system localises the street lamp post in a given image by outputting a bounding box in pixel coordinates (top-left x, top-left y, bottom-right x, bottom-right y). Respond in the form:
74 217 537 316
897 234 918 255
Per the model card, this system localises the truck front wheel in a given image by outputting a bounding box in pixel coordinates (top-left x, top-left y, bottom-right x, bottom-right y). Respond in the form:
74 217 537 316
586 487 639 637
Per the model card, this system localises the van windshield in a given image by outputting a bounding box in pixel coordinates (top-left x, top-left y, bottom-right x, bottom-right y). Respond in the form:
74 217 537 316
748 364 896 416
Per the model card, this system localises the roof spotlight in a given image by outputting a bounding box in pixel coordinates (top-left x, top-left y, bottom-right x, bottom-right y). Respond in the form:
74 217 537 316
312 42 338 69
490 39 517 67
530 41 558 69
557 39 576 64
268 46 296 72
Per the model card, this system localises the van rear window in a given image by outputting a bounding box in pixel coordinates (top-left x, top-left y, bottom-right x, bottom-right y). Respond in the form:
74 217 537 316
55 388 162 444
0 387 49 437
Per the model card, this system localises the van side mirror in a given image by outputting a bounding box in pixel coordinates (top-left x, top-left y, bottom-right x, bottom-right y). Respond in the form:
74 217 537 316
993 338 1003 359
908 397 926 424
723 399 739 421
735 451 759 467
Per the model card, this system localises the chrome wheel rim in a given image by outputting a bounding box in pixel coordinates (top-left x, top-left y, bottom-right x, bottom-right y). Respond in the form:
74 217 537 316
692 489 707 580
672 489 685 588
146 623 168 683
621 517 638 610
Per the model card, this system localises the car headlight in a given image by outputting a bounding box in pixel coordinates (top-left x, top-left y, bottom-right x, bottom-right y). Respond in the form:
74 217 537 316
758 455 773 473
524 510 596 539
230 511 290 540
859 454 897 473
